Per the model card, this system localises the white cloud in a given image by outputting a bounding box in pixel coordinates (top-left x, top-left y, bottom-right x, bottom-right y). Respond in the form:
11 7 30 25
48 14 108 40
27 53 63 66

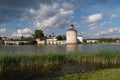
0 28 6 37
90 26 99 30
111 14 118 18
19 2 82 35
12 28 33 37
89 21 110 30
62 2 74 10
12 32 19 38
0 28 6 33
94 28 120 38
29 3 59 20
31 2 74 32
35 9 73 28
89 23 96 27
85 27 120 38
87 13 102 23
108 28 119 33
100 21 108 26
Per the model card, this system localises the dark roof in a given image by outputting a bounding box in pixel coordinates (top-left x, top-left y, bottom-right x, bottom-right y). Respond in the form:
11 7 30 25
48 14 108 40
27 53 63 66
67 24 77 32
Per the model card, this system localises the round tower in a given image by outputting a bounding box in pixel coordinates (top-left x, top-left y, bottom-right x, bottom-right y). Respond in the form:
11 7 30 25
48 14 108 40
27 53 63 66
66 24 77 45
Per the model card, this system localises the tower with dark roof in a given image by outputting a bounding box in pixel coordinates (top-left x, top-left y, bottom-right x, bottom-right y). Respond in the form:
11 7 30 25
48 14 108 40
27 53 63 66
66 24 77 44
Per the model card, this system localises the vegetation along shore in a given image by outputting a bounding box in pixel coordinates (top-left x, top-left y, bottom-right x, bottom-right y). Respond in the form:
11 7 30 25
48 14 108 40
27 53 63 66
0 51 120 80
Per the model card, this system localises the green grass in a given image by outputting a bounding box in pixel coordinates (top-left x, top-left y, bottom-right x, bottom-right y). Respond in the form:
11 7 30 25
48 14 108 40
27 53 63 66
57 68 120 80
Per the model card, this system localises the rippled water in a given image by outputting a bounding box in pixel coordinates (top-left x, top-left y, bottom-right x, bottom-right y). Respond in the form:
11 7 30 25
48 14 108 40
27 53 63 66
0 43 120 53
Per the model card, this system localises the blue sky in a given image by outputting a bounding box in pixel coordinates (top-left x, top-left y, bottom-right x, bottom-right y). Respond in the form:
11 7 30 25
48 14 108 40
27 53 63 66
0 0 120 38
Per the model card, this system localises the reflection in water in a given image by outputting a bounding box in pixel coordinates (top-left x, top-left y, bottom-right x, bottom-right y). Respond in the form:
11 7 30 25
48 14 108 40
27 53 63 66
66 45 77 52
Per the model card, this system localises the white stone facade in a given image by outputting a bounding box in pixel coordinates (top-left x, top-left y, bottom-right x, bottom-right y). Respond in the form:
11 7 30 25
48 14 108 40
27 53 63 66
77 36 83 43
36 39 65 45
86 40 98 43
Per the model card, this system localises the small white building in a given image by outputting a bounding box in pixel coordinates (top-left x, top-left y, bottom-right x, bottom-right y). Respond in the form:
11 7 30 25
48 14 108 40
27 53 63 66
36 33 66 45
86 40 99 43
77 33 83 43
46 33 57 41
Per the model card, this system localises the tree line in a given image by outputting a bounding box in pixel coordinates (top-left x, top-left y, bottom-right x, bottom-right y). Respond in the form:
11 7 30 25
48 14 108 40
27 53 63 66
1 29 119 45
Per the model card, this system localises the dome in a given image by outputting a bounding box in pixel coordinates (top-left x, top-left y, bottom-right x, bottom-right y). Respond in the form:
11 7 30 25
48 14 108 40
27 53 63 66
67 24 77 32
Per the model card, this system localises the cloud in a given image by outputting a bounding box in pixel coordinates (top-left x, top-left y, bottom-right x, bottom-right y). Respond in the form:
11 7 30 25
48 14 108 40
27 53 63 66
89 21 109 30
0 0 84 24
27 3 60 20
0 0 114 24
0 0 55 23
0 0 85 24
111 14 118 18
12 28 33 37
0 0 84 37
87 20 120 38
0 28 6 37
0 0 54 8
87 13 102 23
100 21 108 26
90 26 99 30
0 28 6 33
33 2 74 31
1 0 119 39
94 28 120 38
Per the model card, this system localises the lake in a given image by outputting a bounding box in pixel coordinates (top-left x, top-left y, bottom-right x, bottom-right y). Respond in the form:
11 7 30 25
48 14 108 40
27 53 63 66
0 43 120 53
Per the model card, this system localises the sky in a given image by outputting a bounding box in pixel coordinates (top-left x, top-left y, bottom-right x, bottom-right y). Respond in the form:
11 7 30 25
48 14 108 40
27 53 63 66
0 0 120 38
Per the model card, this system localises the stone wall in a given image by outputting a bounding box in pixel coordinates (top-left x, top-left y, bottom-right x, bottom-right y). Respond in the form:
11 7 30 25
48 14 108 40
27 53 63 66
36 39 66 45
4 41 28 45
46 40 66 45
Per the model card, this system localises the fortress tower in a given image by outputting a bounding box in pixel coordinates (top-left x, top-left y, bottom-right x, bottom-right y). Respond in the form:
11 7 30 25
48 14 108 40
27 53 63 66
66 24 77 45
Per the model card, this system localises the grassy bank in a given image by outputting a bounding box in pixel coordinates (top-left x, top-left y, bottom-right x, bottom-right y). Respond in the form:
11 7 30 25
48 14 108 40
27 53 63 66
57 68 120 80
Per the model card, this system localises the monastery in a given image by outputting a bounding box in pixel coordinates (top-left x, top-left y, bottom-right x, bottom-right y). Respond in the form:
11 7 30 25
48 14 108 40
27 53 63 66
36 24 83 45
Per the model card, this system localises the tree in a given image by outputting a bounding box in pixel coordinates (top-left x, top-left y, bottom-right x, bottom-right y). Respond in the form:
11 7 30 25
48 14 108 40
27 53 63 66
56 35 66 40
56 35 62 40
20 36 27 41
62 35 66 40
33 29 45 40
27 38 37 45
0 37 2 40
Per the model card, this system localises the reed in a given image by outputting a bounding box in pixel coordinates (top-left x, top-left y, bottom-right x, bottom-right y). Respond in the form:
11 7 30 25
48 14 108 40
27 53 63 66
0 51 120 73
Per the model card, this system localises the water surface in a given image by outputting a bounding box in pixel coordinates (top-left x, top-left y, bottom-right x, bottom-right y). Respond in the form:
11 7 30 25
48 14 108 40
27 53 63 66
0 43 120 54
